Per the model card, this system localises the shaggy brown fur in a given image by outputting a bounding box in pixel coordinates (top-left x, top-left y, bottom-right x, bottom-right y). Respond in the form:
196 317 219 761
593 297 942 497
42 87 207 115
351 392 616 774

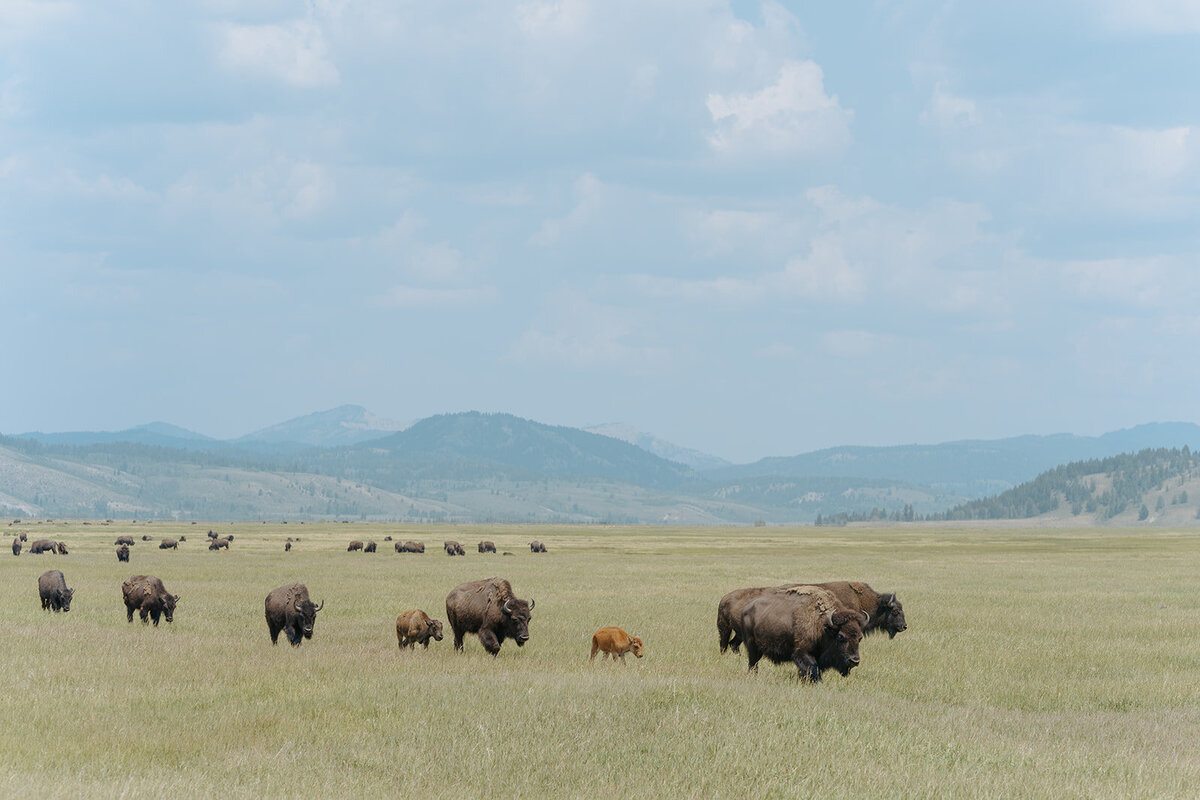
122 575 178 626
396 609 445 649
445 577 534 656
38 569 74 612
740 591 866 682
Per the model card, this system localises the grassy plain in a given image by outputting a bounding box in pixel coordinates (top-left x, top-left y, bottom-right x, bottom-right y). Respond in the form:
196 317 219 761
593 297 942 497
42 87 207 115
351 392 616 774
1 521 1198 799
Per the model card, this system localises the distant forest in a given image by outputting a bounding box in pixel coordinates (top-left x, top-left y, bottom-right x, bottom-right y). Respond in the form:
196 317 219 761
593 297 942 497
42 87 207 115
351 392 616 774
816 447 1196 525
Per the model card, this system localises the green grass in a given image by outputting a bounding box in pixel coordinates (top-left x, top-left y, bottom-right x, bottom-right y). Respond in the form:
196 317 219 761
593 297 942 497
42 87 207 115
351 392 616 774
2 521 1199 799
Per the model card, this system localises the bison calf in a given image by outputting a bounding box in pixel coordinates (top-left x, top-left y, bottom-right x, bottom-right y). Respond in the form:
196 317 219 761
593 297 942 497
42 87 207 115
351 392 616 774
265 583 323 646
396 609 444 650
38 569 74 612
590 627 644 664
122 575 179 626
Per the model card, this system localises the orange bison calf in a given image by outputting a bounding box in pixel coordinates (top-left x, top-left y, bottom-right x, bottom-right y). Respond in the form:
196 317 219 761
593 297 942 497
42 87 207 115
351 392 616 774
396 609 444 650
590 626 644 664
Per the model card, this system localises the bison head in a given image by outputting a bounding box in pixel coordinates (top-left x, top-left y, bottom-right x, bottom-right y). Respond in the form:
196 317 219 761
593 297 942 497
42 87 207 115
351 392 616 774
877 594 907 638
428 618 444 641
501 597 534 646
823 610 867 676
60 588 75 612
296 597 324 638
629 636 644 658
163 593 180 623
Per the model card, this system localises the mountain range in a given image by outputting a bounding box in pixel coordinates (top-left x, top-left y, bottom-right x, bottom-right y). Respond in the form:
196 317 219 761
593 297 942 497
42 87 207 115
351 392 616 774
5 407 1200 524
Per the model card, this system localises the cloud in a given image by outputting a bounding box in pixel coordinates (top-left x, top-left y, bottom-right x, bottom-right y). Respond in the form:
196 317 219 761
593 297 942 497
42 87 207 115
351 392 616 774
1094 0 1200 33
921 81 978 130
506 292 667 370
217 19 339 87
373 285 498 309
706 60 852 158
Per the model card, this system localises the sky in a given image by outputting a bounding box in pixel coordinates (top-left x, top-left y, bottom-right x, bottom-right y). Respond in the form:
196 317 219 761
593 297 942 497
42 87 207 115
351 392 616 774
3 1 1200 463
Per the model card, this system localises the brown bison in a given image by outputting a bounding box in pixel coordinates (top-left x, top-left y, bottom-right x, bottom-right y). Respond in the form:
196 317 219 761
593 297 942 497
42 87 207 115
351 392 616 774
159 539 179 550
11 537 20 556
284 541 292 552
478 541 497 553
265 583 323 646
813 581 907 639
115 535 135 546
207 530 218 539
739 587 867 682
383 535 392 541
590 627 644 664
29 539 60 554
529 541 547 553
718 584 794 655
397 540 425 553
364 541 377 553
38 569 74 612
179 535 186 542
445 577 534 656
208 537 230 550
141 535 152 541
122 575 179 626
396 609 445 650
443 540 465 556
116 544 130 562
347 540 364 552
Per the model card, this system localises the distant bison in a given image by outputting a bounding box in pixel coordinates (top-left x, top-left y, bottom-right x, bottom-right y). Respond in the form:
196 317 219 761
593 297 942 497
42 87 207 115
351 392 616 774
115 536 135 546
159 539 179 550
445 577 534 656
12 538 20 556
348 541 364 552
116 544 130 562
284 541 292 552
590 627 644 664
38 569 74 612
478 541 497 554
179 535 186 542
384 535 393 541
396 540 425 554
56 542 68 555
443 540 465 556
141 535 152 541
265 583 323 646
739 587 867 682
208 537 230 551
364 541 377 553
29 539 60 555
396 609 445 650
122 575 179 626
207 530 218 539
529 541 547 553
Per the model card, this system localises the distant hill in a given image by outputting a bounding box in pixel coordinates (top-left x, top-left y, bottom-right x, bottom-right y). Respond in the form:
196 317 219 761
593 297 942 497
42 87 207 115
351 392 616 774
706 423 1200 497
585 423 731 471
13 422 216 450
236 404 408 447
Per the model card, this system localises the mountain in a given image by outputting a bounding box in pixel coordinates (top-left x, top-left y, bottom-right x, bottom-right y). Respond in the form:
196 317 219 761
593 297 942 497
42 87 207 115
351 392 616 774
706 423 1200 498
13 422 215 450
236 405 409 447
584 423 731 471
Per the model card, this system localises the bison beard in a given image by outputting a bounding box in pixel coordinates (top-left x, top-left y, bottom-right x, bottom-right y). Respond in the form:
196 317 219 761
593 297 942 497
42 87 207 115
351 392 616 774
265 583 324 647
445 578 534 656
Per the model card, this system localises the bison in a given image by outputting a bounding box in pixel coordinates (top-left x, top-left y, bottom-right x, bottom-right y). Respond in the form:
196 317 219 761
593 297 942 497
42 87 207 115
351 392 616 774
364 541 377 553
122 575 179 626
116 544 130 562
284 541 292 552
396 609 445 650
348 540 364 552
590 626 644 664
739 587 867 682
159 539 179 550
397 540 425 553
29 539 59 554
141 535 152 541
265 583 323 646
179 535 186 542
56 542 68 555
445 577 534 656
38 569 74 612
529 541 547 553
115 535 135 546
812 581 907 639
478 541 497 554
11 537 20 556
443 540 465 556
208 537 230 551
718 584 794 655
207 530 218 539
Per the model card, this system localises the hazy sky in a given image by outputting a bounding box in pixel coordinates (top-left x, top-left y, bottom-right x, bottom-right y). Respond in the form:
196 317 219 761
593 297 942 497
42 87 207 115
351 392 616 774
4 1 1199 462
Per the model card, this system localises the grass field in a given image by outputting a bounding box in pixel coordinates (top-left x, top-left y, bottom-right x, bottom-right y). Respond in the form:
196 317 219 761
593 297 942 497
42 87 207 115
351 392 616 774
2 521 1199 799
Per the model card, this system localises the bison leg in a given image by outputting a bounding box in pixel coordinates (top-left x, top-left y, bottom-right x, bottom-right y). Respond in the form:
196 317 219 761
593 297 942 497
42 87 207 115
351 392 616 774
619 652 627 665
421 637 431 649
744 642 762 673
451 628 465 652
728 631 743 653
139 607 150 625
476 629 502 656
126 603 135 623
268 621 281 645
150 608 161 626
792 653 820 682
285 625 302 646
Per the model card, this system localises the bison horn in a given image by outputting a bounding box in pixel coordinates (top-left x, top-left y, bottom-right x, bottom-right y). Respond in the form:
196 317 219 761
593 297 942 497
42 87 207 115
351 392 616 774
315 600 324 612
295 603 302 612
826 610 836 628
861 610 870 625
503 599 513 614
528 598 534 610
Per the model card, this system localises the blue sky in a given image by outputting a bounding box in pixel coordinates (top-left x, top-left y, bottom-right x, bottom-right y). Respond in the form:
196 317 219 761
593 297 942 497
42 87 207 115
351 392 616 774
3 1 1199 462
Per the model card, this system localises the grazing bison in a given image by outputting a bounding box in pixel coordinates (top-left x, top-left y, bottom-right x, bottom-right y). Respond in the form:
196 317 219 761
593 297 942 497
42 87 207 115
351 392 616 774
264 583 323 646
445 577 534 656
502 551 514 557
739 587 867 682
347 540 364 552
814 581 907 639
384 535 393 541
396 609 445 650
364 541 377 553
529 541 547 553
207 530 218 539
115 536 135 546
38 569 74 612
141 535 152 541
590 627 644 664
29 539 59 554
56 542 68 555
284 541 292 552
159 538 178 550
443 540 465 556
400 541 425 553
122 575 179 626
179 535 186 542
12 537 20 556
208 537 230 551
116 544 130 562
478 541 497 554
19 531 28 541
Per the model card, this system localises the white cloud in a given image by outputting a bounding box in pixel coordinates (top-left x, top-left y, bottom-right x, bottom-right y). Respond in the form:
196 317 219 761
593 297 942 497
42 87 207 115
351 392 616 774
921 81 978 129
1094 0 1200 33
516 0 590 37
529 173 607 247
217 19 339 87
706 60 852 158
